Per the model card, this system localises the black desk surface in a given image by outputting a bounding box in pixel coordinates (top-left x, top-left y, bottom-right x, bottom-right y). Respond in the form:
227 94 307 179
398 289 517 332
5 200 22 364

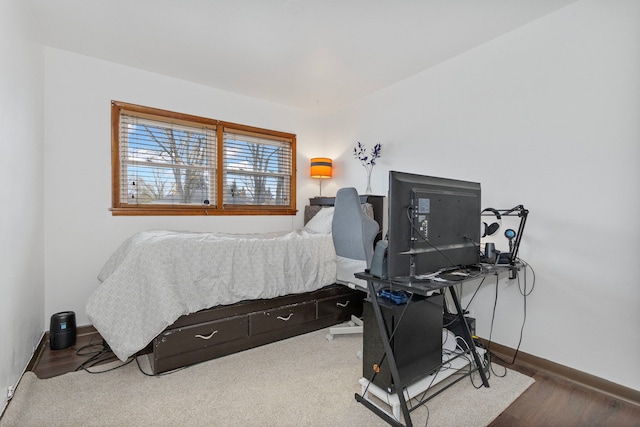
355 263 517 296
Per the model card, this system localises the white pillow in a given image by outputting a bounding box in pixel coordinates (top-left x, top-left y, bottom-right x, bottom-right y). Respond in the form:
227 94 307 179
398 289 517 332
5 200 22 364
304 207 334 234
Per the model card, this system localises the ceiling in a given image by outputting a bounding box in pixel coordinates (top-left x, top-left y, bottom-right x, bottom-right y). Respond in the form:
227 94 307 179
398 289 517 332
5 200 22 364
28 0 577 114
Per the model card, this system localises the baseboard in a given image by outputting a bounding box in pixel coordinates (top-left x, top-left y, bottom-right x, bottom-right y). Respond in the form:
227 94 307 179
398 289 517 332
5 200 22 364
25 333 46 373
481 339 640 407
3 331 46 419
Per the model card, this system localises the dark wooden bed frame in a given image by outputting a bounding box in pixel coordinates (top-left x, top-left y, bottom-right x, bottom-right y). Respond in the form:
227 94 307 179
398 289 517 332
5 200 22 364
147 195 384 374
148 284 363 374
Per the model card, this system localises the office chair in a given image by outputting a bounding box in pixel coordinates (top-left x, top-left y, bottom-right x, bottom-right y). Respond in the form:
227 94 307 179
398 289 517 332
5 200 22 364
326 187 379 342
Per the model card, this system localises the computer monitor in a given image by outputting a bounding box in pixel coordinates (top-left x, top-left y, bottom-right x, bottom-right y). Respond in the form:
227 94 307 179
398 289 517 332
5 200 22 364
387 171 481 280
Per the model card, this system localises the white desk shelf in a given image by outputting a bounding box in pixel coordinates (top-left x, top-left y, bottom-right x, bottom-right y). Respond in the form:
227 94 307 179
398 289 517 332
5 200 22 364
358 348 486 421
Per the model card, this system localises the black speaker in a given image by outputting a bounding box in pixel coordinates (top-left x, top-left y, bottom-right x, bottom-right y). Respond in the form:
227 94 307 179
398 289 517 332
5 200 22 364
50 311 76 350
370 240 388 279
362 295 443 393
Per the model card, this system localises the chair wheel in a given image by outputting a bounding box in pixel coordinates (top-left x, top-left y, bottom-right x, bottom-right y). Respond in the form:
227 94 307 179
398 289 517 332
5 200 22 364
357 350 363 359
348 321 356 327
326 334 334 341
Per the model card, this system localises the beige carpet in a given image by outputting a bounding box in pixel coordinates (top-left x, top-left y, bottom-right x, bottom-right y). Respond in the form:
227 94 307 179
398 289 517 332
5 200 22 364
0 328 533 427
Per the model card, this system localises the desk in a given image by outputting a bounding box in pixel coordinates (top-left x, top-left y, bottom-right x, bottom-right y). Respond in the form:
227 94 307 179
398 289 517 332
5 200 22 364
354 265 516 427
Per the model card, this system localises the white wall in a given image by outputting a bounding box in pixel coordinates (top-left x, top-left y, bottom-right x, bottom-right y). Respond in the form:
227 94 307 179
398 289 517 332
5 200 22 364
43 48 326 328
0 0 44 414
324 0 640 391
4 0 637 407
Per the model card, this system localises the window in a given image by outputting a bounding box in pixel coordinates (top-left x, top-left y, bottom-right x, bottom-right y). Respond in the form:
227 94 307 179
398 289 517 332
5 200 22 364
111 101 296 216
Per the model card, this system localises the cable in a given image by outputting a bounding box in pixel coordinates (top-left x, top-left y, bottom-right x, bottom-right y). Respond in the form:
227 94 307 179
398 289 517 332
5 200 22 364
75 338 125 373
75 340 151 376
411 369 439 424
77 352 134 374
484 261 532 369
484 274 508 377
75 341 104 358
75 336 193 377
463 235 483 266
517 258 536 297
501 264 529 365
463 276 487 312
135 355 188 376
487 259 533 366
405 206 459 270
468 337 496 387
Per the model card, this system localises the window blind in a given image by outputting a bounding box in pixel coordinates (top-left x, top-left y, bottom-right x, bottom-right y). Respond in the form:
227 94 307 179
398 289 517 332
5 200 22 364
111 101 296 215
119 113 217 206
222 130 292 206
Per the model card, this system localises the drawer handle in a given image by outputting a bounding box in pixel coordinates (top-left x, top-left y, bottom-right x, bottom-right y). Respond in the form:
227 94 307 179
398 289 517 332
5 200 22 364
195 330 218 340
277 313 293 321
336 301 350 308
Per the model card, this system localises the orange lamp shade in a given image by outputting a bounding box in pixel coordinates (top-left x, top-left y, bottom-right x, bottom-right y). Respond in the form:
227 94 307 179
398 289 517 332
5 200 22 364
310 158 332 179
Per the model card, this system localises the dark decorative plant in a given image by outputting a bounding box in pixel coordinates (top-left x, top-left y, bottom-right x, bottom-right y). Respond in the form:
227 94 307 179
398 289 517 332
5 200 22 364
353 142 382 193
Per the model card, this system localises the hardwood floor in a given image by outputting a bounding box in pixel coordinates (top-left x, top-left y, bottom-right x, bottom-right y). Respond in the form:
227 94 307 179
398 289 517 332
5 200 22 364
488 357 640 427
27 328 640 426
28 326 120 379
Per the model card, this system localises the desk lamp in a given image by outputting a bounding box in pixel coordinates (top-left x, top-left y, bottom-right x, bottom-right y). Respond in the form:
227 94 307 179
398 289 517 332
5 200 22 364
310 157 332 196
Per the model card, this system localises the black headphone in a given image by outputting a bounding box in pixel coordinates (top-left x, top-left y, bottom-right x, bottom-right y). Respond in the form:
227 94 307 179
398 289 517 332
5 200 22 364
482 208 502 237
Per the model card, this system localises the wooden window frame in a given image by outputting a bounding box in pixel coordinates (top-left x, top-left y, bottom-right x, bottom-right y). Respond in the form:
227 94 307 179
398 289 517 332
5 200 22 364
110 101 296 216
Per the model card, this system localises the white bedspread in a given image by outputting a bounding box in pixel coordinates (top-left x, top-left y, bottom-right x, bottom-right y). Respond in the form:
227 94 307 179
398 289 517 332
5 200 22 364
86 229 337 361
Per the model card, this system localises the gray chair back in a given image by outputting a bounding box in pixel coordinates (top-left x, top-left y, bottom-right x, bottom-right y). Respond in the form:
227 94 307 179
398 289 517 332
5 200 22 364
332 188 379 268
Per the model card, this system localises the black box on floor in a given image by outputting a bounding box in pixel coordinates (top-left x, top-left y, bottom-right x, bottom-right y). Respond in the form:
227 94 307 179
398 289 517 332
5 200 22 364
363 294 443 393
444 313 476 347
50 311 76 350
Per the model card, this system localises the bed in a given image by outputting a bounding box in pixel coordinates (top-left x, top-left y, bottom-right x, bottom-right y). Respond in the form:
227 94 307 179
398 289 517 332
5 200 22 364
86 190 382 374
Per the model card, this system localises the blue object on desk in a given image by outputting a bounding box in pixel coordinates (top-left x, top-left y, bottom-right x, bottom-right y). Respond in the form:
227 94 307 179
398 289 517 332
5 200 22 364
379 289 410 304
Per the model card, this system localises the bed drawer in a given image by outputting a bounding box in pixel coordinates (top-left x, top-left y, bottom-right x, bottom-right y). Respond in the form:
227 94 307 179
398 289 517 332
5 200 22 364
317 291 364 319
154 315 248 359
250 301 315 335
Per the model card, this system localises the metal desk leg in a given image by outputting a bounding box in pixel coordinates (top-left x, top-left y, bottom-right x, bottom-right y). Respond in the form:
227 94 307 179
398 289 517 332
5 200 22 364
355 279 413 427
448 285 490 388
